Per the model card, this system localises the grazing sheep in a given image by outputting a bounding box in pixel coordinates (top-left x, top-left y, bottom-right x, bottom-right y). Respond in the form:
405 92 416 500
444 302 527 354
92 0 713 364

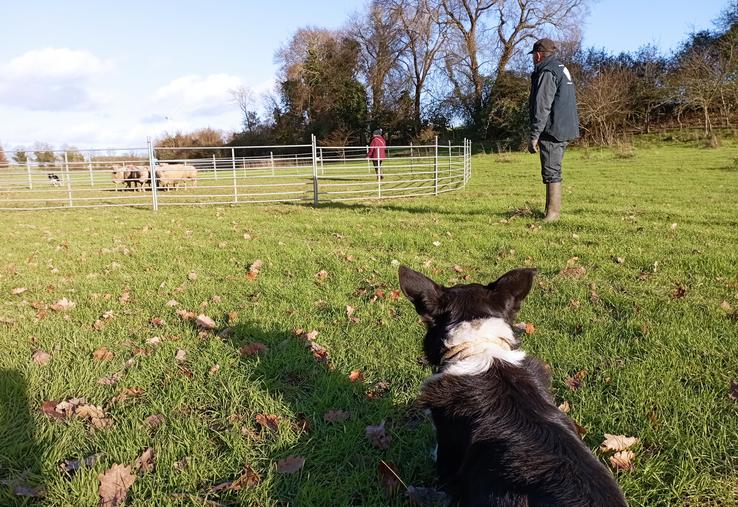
111 165 131 190
155 164 198 189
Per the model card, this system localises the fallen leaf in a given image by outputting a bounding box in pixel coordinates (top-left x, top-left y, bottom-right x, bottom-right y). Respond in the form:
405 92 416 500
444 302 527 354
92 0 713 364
98 372 122 385
255 413 280 432
175 349 187 362
50 298 75 311
614 257 625 264
346 305 357 318
728 380 738 404
11 287 27 295
146 336 162 346
315 270 329 281
367 380 391 400
388 289 401 301
609 450 635 471
149 317 165 327
144 414 165 429
452 265 464 273
230 465 261 490
187 271 197 281
32 350 51 366
176 309 196 321
135 448 155 473
195 314 217 330
560 266 587 278
165 299 179 307
573 420 588 437
240 342 268 357
348 370 364 382
378 460 404 497
304 329 319 341
110 387 144 404
365 421 392 450
670 223 678 230
118 290 131 304
41 399 65 420
98 464 136 507
564 370 588 391
246 260 263 281
720 300 733 312
600 434 639 452
227 311 238 324
432 241 441 247
671 285 687 299
60 454 101 476
209 364 221 375
276 456 305 474
558 401 570 413
323 410 350 423
92 347 114 361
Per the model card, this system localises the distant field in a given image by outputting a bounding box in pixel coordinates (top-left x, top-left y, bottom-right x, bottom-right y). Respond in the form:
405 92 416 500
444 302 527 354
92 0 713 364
0 140 736 506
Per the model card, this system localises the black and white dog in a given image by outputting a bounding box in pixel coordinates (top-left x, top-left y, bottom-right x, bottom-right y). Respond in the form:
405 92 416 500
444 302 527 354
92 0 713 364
47 173 62 186
399 266 627 506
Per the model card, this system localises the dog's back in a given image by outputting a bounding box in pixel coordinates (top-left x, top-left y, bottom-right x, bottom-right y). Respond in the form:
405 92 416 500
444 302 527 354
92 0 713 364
399 266 628 506
421 359 627 506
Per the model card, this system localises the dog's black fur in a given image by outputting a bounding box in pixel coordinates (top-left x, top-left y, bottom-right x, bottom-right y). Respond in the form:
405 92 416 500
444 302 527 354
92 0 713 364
47 173 61 186
399 266 627 506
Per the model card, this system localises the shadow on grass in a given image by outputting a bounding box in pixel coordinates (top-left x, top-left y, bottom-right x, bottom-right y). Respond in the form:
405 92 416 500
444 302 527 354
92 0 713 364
315 200 508 219
0 369 43 503
222 322 434 506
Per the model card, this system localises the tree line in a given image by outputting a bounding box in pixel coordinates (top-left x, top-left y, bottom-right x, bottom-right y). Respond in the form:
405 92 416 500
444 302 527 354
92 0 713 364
229 0 737 150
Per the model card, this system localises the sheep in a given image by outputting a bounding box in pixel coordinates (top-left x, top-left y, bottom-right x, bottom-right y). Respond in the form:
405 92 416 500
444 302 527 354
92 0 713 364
155 164 198 189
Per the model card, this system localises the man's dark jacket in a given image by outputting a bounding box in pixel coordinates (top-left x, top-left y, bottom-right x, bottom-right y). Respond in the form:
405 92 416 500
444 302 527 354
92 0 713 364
529 56 579 142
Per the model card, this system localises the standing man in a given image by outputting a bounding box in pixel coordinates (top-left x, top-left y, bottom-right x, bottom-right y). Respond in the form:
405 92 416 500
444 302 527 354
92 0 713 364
528 38 579 222
367 128 387 179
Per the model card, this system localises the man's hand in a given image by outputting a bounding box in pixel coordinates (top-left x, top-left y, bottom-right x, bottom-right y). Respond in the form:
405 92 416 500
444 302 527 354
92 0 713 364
528 138 539 154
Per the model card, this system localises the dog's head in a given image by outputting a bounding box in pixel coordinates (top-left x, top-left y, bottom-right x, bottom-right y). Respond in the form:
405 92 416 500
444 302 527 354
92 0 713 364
399 266 537 366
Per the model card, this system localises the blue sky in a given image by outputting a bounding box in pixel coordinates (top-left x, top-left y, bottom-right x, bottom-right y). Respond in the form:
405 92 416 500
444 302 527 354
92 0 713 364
0 0 729 149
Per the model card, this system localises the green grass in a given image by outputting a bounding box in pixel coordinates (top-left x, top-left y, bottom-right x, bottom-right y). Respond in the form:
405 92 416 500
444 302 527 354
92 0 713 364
0 141 737 506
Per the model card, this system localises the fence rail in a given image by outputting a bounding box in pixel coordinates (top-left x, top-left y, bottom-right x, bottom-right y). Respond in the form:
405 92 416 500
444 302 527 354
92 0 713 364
0 136 471 211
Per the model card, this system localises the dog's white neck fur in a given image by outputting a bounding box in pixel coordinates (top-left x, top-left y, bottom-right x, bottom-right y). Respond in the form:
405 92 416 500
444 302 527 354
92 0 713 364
442 317 526 375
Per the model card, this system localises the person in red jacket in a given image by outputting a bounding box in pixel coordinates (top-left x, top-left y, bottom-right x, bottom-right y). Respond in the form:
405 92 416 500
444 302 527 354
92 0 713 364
367 128 387 179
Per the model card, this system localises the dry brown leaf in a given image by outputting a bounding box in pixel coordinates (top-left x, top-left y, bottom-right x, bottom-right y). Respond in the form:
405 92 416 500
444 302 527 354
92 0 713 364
230 465 261 490
11 287 27 295
92 347 114 361
730 380 738 404
246 260 263 281
209 364 221 375
98 372 122 385
720 300 733 312
304 329 319 341
365 420 392 450
255 413 280 432
672 285 687 299
600 434 639 452
388 289 401 301
560 266 587 278
227 311 238 324
32 350 51 366
315 270 329 281
452 265 465 273
367 380 391 400
346 305 356 318
564 370 588 391
165 299 179 307
50 298 75 311
378 460 404 497
98 464 136 507
175 349 186 362
323 410 350 423
176 309 196 321
149 316 165 327
146 336 161 346
609 450 635 471
187 271 198 281
41 399 65 420
276 456 305 474
119 290 131 304
558 401 570 413
110 387 144 404
144 414 165 429
135 447 155 473
348 370 364 382
240 342 268 357
195 314 217 330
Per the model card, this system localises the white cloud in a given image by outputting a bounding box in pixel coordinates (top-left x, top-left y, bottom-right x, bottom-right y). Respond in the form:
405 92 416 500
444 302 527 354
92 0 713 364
0 48 113 111
153 74 242 116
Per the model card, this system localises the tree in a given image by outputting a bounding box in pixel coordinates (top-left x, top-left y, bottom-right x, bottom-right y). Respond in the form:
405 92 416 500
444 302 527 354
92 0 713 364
13 149 28 165
231 85 262 133
0 143 7 167
276 28 367 142
33 143 56 167
394 0 447 132
155 128 226 160
351 1 407 128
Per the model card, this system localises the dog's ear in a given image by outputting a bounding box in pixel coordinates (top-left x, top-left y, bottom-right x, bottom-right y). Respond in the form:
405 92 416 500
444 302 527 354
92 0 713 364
399 266 443 322
488 268 538 321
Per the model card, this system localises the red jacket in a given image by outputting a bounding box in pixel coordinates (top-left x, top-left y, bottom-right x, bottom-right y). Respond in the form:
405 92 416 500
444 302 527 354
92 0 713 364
367 135 387 160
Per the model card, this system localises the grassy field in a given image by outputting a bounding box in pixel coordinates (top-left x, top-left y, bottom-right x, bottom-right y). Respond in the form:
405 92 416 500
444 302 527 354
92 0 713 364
0 140 737 506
